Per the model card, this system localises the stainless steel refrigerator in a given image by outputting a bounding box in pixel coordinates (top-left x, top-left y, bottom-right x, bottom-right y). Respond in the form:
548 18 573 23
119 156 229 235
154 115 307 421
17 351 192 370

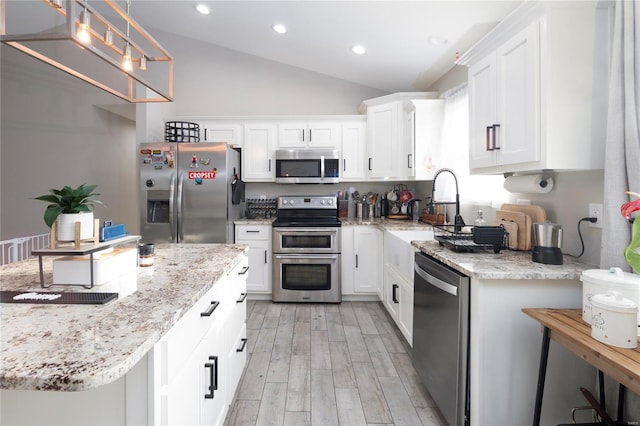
139 142 241 243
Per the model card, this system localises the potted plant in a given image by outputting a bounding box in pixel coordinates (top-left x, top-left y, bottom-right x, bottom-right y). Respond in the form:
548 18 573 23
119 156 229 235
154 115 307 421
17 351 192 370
34 184 104 241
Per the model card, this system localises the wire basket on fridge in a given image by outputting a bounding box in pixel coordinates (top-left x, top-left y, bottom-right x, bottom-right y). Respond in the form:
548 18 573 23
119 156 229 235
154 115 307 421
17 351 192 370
165 121 200 143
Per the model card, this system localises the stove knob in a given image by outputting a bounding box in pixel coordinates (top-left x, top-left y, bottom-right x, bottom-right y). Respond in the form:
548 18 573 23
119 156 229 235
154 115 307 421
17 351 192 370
282 200 288 205
327 199 333 205
320 200 325 205
289 199 295 205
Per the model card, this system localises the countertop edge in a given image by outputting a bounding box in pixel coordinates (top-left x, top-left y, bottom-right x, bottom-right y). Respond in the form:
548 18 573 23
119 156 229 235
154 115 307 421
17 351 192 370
0 244 249 392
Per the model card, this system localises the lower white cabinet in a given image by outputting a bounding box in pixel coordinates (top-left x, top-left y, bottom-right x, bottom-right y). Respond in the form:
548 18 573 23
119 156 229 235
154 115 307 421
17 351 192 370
383 265 413 345
341 226 382 296
235 225 272 294
154 255 248 426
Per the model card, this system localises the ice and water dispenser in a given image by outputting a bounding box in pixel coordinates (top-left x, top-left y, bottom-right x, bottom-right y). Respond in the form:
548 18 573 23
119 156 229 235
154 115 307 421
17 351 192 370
146 189 170 224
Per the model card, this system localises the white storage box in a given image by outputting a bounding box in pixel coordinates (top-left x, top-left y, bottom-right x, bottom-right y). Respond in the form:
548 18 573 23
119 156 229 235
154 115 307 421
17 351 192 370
581 267 640 335
591 291 638 349
53 247 137 285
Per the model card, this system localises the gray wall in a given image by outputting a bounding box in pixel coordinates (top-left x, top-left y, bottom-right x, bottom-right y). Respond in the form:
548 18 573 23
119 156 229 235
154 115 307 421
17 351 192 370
0 46 137 240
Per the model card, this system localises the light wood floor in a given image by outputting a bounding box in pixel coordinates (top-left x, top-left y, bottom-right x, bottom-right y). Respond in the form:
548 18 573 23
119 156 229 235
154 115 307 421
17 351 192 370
225 300 448 426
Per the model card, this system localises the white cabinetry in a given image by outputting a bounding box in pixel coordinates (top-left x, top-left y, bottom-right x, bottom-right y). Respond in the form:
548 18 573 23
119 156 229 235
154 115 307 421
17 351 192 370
365 102 402 179
403 99 445 180
341 226 382 296
459 1 610 174
235 225 271 294
340 121 367 181
200 122 243 147
243 123 276 181
277 121 341 149
361 93 442 180
154 256 248 426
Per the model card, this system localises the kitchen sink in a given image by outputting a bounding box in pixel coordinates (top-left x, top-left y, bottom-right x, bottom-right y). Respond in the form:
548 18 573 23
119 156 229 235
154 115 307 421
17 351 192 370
385 230 434 279
387 229 434 244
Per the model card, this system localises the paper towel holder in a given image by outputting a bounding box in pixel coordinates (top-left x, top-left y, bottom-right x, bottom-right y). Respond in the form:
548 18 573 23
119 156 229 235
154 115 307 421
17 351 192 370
503 172 555 194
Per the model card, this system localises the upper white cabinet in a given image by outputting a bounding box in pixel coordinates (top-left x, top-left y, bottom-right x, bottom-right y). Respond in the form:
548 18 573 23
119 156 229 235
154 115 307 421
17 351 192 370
404 99 445 180
458 1 610 174
361 92 442 180
200 122 243 148
277 121 341 149
341 120 367 181
243 123 276 182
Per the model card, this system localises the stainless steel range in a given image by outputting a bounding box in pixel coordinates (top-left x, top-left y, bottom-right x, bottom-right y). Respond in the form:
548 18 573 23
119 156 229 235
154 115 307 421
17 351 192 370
271 195 341 303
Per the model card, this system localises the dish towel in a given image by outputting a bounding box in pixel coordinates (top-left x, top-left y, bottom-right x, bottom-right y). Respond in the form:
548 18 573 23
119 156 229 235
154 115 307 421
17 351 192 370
231 175 245 205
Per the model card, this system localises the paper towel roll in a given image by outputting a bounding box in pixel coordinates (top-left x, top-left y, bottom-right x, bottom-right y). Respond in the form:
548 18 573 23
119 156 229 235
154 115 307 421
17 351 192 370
503 175 553 194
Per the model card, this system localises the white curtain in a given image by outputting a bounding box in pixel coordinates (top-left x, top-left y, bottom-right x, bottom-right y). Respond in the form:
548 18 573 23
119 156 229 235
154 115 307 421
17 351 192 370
601 0 640 270
437 83 508 208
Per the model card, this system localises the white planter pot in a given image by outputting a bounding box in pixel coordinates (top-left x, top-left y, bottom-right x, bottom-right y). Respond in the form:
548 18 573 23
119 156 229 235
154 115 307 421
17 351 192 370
56 212 94 241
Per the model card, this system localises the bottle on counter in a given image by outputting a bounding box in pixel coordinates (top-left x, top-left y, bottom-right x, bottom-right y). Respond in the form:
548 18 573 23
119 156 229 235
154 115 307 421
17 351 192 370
380 194 389 218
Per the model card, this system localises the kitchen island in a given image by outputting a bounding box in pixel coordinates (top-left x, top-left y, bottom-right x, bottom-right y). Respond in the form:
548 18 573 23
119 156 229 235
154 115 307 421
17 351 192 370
0 243 249 425
412 240 597 426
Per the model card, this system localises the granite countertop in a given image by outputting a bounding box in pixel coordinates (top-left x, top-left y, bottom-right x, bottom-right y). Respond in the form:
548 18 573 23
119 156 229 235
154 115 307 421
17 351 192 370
236 216 433 231
0 243 248 392
412 240 595 280
234 218 275 225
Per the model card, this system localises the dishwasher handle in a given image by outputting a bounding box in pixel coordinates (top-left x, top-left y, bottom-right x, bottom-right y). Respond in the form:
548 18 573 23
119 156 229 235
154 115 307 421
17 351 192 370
415 263 458 296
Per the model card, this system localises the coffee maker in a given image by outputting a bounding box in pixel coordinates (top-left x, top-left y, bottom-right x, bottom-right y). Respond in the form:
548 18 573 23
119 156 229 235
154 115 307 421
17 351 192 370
532 223 563 265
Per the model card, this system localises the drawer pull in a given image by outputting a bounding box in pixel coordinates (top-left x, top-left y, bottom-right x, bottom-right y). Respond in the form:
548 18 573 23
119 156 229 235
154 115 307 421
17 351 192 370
204 355 218 399
236 338 248 352
238 266 250 275
245 230 260 233
237 293 247 303
392 284 399 304
200 301 220 317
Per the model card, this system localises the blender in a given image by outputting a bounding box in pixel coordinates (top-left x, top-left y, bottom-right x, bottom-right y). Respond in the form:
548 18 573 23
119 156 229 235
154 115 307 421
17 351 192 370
532 223 563 265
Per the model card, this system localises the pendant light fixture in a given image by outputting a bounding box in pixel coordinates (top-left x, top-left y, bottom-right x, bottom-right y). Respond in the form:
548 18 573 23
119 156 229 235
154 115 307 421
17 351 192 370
77 3 91 45
0 0 174 103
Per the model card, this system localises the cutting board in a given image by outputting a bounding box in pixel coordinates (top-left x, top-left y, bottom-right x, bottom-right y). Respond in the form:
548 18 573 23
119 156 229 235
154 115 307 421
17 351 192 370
497 220 519 250
500 203 547 224
496 209 532 250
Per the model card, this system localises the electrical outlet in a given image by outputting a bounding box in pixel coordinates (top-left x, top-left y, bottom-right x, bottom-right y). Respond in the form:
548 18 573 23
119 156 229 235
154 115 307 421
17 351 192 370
588 203 603 228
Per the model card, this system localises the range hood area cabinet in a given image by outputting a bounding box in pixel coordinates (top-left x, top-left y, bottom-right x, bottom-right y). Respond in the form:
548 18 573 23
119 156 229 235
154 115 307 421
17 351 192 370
458 1 611 175
360 92 444 181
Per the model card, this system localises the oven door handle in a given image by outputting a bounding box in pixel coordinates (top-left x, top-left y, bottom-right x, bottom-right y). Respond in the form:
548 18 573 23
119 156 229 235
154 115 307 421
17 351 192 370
274 254 338 260
275 229 339 233
414 264 458 296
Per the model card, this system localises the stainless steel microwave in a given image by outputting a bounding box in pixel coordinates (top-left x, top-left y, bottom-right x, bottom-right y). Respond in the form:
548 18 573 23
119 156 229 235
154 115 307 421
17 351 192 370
275 149 340 184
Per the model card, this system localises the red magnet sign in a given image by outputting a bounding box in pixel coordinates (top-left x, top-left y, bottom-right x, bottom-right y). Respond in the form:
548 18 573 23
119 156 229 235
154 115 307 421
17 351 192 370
188 169 217 180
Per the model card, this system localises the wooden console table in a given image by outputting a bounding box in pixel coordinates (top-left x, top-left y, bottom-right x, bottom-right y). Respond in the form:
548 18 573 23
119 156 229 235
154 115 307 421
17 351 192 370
523 308 640 426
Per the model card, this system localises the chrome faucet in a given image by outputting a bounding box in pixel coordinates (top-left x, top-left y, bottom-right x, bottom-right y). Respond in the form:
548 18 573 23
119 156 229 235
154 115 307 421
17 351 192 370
431 168 465 231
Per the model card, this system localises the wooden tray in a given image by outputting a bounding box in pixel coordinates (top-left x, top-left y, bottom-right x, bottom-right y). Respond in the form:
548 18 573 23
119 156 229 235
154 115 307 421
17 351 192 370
388 214 410 220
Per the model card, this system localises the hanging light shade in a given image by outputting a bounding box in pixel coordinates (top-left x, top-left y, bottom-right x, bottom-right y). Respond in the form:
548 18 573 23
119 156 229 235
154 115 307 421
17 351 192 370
0 0 173 103
77 8 91 44
103 27 113 46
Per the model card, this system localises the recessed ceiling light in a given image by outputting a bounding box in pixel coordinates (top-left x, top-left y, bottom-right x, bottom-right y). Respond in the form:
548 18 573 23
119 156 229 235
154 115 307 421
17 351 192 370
195 4 211 15
272 24 287 34
352 45 366 55
429 35 448 47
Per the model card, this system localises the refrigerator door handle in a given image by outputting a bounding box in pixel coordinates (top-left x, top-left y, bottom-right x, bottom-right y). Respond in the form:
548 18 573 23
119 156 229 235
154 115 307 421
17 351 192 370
169 172 177 242
177 172 185 242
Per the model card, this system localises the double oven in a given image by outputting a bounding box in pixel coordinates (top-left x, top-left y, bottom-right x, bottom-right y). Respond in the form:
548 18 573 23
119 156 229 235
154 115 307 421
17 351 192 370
271 196 341 303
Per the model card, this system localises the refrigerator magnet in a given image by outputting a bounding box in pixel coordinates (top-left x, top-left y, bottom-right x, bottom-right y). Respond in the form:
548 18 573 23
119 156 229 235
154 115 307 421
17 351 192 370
200 157 211 165
190 155 197 168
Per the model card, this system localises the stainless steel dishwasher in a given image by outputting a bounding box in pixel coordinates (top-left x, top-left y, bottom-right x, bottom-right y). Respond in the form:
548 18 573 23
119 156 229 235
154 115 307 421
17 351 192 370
413 251 470 426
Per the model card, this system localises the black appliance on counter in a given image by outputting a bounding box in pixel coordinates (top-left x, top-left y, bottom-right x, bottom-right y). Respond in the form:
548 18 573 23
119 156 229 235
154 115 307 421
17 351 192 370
271 196 341 303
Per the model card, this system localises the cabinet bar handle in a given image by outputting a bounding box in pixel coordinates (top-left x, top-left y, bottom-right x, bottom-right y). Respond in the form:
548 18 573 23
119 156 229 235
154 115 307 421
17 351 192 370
237 293 247 303
238 266 250 275
368 158 372 171
486 126 493 151
309 129 312 141
493 124 501 150
343 159 346 172
264 250 268 264
204 356 218 399
355 254 359 268
236 338 248 352
268 159 271 172
204 129 207 141
302 129 305 142
200 301 220 317
392 284 399 303
246 230 260 233
408 153 413 169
